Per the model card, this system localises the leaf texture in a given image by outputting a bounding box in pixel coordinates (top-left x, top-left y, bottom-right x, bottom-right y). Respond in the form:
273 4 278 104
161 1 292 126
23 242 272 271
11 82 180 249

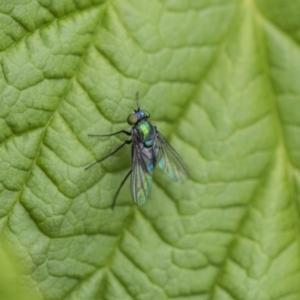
0 0 300 299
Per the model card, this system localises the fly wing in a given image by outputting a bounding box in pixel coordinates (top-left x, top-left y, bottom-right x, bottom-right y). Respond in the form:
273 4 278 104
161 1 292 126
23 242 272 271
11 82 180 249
130 139 153 206
156 132 189 182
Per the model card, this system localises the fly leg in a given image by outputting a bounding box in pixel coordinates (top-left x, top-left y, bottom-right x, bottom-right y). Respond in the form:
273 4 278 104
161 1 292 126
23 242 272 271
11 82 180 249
111 169 132 209
88 130 131 137
85 140 132 170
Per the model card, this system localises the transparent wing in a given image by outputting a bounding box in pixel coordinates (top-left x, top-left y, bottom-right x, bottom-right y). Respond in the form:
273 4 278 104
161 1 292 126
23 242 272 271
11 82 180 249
156 132 189 182
130 142 153 206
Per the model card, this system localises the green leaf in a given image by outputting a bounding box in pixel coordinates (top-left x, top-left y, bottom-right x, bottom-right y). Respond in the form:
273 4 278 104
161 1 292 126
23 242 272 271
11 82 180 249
1 0 300 299
0 244 36 300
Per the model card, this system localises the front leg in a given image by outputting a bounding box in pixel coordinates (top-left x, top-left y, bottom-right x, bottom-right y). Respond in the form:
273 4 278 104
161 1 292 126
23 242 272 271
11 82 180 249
88 130 131 137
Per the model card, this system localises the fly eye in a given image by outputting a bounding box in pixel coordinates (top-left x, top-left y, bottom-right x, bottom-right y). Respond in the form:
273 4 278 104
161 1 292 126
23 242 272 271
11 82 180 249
127 114 138 125
144 111 150 118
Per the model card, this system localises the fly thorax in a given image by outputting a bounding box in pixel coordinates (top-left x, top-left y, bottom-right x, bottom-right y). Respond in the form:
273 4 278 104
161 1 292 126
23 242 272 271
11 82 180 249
135 121 155 148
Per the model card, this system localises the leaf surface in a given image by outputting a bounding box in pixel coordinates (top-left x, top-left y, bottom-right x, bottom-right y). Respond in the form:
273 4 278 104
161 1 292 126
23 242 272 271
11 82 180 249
1 0 300 299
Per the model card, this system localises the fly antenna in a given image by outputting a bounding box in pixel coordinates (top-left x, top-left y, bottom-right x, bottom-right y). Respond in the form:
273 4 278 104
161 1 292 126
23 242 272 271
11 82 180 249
136 91 140 110
136 91 145 110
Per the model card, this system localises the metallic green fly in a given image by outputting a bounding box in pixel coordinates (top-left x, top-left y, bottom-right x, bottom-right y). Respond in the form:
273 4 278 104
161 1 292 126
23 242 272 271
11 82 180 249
85 93 189 208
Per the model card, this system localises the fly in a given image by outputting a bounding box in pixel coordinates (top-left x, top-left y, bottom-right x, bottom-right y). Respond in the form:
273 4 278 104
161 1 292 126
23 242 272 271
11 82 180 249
85 93 189 208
